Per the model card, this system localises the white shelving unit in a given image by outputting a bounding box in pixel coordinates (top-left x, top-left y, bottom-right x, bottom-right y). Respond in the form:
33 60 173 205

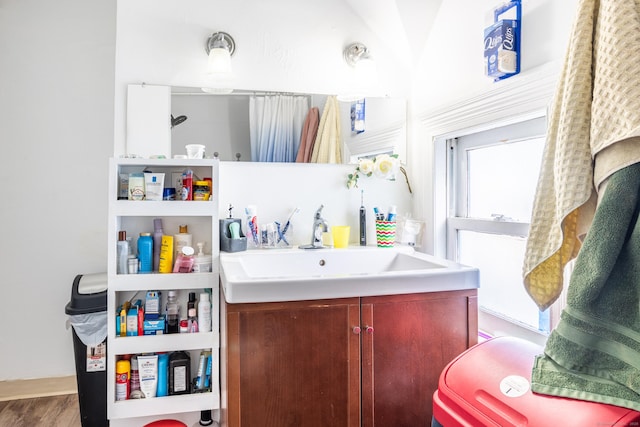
106 158 220 425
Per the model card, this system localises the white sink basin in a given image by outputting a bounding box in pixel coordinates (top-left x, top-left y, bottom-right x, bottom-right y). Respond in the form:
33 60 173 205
220 246 478 303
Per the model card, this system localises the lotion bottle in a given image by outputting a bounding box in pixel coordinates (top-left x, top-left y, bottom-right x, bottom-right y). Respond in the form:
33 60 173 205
152 218 164 272
198 292 212 333
117 231 129 274
174 224 193 260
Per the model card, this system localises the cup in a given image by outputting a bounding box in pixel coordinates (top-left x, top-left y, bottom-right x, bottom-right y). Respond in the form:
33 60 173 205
185 144 205 159
375 220 396 248
331 226 351 248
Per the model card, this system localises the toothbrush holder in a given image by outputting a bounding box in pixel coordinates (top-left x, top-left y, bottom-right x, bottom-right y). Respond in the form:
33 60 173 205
220 218 247 253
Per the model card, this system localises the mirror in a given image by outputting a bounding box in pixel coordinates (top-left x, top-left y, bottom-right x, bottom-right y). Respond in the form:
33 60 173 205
169 87 406 164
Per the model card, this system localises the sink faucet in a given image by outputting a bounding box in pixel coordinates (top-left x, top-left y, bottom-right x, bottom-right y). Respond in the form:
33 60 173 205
300 205 328 249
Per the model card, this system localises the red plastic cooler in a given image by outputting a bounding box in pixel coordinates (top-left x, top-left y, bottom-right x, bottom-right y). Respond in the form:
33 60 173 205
432 336 640 426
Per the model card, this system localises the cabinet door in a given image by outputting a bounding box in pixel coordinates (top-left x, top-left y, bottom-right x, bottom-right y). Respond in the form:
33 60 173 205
225 298 361 427
361 290 478 426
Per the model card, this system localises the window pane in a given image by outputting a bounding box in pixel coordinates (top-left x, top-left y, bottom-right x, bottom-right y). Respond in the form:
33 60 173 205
458 230 546 331
467 137 544 221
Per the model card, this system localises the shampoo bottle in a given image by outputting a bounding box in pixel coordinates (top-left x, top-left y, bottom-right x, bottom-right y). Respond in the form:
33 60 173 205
152 218 164 271
157 352 169 397
174 224 193 260
198 292 212 333
137 232 153 273
117 231 129 274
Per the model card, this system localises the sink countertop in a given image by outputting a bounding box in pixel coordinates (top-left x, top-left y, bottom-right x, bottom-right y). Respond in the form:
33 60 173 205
220 245 479 304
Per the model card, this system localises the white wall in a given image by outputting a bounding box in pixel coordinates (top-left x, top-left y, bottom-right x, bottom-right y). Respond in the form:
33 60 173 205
0 0 115 380
408 0 579 253
1 0 579 383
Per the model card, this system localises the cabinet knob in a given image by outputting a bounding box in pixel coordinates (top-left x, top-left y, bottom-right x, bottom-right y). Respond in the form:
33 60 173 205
352 326 361 335
365 326 374 334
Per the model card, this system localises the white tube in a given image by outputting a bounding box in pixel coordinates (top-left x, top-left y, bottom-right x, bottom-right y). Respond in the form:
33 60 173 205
137 354 158 398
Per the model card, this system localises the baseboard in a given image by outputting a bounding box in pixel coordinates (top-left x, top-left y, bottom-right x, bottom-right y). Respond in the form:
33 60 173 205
0 376 77 401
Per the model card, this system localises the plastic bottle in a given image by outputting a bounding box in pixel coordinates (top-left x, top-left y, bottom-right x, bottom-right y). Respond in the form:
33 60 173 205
187 292 198 333
137 232 153 273
115 359 130 401
193 242 212 273
153 218 164 272
174 224 193 260
173 245 195 273
129 355 140 394
169 351 191 395
198 292 212 333
165 290 180 334
157 352 169 397
117 231 130 274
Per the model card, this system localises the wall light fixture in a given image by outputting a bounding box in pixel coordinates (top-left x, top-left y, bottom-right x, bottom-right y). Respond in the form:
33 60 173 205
338 42 378 102
202 31 236 93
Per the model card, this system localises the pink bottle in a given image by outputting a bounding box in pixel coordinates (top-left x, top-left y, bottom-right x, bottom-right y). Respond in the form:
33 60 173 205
173 246 195 273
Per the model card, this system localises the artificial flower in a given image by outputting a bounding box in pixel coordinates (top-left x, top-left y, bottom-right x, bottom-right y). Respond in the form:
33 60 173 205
346 153 412 193
372 154 399 179
358 158 375 176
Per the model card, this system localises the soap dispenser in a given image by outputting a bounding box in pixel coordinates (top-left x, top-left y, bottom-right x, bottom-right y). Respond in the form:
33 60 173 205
193 242 212 273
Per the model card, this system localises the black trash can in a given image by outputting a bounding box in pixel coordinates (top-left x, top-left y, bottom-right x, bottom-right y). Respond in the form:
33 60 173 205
65 273 108 427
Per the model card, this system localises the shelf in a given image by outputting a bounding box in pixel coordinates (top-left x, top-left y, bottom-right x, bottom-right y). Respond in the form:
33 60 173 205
110 331 219 355
109 272 218 291
108 390 220 420
111 200 216 216
114 158 215 168
107 157 220 423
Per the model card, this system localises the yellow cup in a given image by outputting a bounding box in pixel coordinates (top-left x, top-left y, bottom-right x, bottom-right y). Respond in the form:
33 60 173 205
331 226 351 248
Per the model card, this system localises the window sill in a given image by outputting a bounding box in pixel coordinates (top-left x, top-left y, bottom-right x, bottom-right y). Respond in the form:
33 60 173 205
478 308 549 348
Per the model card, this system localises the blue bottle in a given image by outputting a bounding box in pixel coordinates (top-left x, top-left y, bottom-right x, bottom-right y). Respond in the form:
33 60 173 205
137 232 153 273
157 353 169 397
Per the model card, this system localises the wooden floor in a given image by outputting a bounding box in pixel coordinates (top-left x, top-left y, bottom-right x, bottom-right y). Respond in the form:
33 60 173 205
0 394 82 426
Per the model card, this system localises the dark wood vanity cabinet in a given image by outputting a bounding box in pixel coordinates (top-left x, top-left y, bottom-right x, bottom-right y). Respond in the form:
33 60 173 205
221 289 478 427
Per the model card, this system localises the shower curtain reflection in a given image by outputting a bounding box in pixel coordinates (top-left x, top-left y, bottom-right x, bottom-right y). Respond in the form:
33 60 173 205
249 95 309 162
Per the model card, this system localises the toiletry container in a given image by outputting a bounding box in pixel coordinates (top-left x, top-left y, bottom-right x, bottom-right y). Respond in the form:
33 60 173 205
187 292 198 333
115 359 130 401
153 218 164 271
117 231 129 274
169 351 191 395
165 291 180 334
174 224 193 260
173 246 195 273
219 218 247 252
198 293 212 333
157 352 169 397
193 242 212 273
137 232 153 273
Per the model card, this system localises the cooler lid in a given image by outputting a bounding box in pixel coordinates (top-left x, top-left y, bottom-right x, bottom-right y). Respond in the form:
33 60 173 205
65 273 107 315
436 336 640 426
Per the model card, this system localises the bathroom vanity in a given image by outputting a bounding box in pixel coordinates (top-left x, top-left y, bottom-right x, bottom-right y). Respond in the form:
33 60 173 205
219 248 479 426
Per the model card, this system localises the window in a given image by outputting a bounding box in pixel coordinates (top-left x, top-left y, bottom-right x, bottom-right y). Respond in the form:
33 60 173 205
446 116 552 335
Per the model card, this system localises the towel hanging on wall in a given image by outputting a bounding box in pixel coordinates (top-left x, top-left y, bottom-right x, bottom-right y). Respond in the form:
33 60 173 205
523 0 640 311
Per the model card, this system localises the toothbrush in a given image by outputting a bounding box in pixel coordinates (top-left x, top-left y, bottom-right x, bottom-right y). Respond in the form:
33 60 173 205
360 190 367 246
282 207 300 235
